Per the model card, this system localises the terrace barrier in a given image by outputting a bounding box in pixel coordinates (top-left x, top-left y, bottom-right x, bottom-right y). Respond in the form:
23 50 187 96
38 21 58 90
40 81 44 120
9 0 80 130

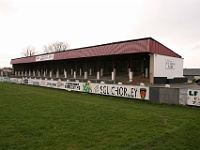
0 77 198 107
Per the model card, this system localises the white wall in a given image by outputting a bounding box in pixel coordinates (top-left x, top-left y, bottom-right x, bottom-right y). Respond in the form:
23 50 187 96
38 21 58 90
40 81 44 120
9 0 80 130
153 54 184 79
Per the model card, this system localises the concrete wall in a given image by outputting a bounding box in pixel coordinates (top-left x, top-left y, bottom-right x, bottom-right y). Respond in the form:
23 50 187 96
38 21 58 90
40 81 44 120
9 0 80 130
149 87 185 105
179 89 188 105
159 88 179 104
149 54 154 84
153 54 184 79
0 77 191 106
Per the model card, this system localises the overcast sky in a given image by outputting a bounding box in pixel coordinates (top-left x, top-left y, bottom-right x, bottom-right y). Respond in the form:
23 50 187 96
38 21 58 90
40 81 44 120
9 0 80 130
0 0 200 68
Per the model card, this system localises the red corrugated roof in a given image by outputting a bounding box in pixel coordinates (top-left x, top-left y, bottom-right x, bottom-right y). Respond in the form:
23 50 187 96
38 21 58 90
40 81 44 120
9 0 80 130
149 40 180 57
10 37 181 64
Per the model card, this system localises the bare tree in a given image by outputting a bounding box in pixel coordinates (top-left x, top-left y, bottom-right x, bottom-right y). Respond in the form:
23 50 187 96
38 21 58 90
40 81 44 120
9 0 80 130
21 45 37 57
43 42 69 53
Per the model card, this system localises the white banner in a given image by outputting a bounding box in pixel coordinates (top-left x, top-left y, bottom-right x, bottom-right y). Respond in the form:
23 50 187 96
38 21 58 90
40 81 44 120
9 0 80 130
46 80 57 88
32 79 40 86
187 89 200 106
28 79 33 85
36 54 54 61
56 80 65 89
40 80 47 87
83 82 149 100
65 81 83 91
17 78 22 84
10 78 18 83
12 78 149 100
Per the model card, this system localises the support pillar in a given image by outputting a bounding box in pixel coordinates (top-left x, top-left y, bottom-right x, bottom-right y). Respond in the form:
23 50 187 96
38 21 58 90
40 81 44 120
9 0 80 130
33 70 35 77
84 71 88 79
56 70 59 78
71 69 73 76
89 68 92 76
74 71 76 79
64 70 67 78
129 55 132 72
25 71 27 76
141 60 145 74
50 70 52 78
111 71 115 80
97 71 100 80
41 69 43 75
128 68 131 74
29 70 31 76
113 68 116 76
145 68 148 78
80 68 82 76
149 54 154 84
129 71 133 82
44 71 46 77
38 70 40 77
100 68 103 76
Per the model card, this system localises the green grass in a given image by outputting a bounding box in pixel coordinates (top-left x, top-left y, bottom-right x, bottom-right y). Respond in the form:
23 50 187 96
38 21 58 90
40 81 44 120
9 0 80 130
1 82 200 150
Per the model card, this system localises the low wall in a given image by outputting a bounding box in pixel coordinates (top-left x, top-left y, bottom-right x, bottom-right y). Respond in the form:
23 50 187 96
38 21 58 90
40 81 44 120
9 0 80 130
1 77 199 107
149 87 180 105
154 77 188 84
8 77 150 100
149 87 190 105
179 89 188 105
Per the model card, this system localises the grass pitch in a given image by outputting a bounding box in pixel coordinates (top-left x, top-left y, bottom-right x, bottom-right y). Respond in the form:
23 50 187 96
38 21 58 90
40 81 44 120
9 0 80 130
1 82 200 150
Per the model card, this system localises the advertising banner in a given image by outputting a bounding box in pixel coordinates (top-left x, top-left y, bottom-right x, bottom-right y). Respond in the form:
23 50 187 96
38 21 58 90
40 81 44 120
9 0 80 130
65 81 83 91
40 80 47 87
2 77 10 82
17 78 22 84
40 80 65 89
46 80 57 88
28 79 33 85
36 54 54 61
187 89 200 106
9 78 149 101
23 78 28 84
56 80 65 89
10 78 18 83
83 82 149 100
32 79 40 86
